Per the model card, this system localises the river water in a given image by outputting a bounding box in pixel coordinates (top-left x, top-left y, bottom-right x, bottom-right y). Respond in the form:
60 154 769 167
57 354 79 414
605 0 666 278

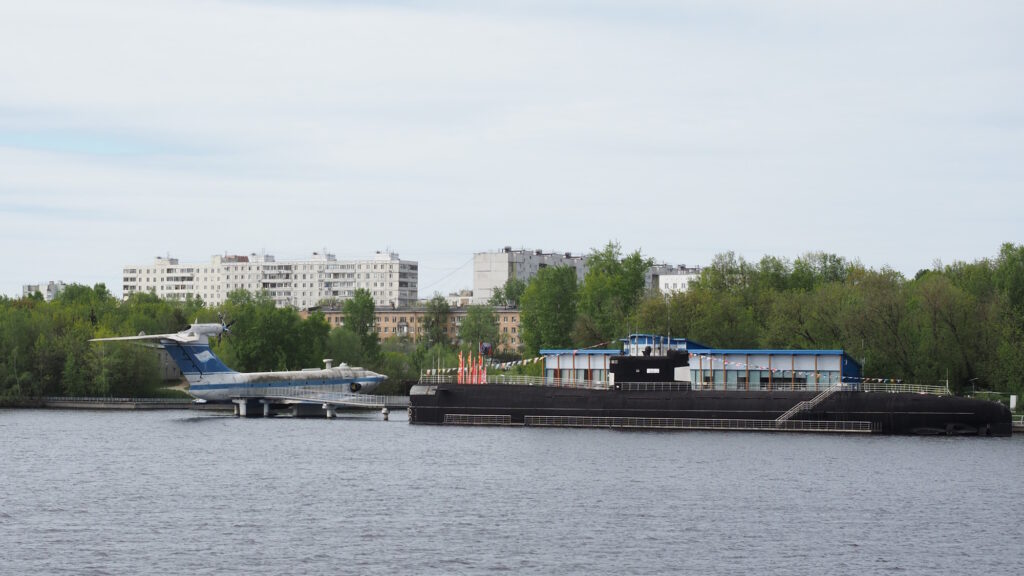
1 409 1022 575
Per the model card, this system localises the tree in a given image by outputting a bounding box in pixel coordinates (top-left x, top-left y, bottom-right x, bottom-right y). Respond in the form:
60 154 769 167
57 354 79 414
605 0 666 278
342 288 379 362
375 339 422 394
459 305 499 352
575 242 653 345
326 326 365 367
839 268 918 379
519 266 578 355
97 343 159 396
298 311 332 369
684 288 760 349
423 295 450 348
213 290 320 372
489 277 527 308
993 242 1024 313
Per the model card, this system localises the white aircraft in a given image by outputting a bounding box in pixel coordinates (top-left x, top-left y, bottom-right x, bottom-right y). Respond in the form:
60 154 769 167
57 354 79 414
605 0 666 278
90 320 386 403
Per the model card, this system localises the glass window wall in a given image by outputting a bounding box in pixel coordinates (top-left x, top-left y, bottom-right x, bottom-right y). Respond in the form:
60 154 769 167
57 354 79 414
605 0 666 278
714 369 725 388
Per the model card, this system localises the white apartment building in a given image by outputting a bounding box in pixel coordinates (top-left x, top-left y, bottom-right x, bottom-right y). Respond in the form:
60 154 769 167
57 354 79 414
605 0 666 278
22 281 67 301
123 251 418 309
651 264 702 294
473 247 588 304
472 247 703 302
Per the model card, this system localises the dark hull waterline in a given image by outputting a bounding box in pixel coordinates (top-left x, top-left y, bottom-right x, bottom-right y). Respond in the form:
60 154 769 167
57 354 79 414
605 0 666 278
409 384 1012 436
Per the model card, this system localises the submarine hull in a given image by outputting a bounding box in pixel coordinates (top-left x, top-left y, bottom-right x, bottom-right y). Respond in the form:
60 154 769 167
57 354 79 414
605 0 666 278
409 383 1012 436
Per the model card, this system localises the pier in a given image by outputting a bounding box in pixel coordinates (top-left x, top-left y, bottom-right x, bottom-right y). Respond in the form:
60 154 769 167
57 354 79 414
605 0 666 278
41 397 228 411
230 393 410 417
37 395 410 418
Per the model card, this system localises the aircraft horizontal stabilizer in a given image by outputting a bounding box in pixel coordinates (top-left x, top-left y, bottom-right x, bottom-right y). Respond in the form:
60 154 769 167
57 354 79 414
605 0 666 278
90 333 175 342
89 332 198 343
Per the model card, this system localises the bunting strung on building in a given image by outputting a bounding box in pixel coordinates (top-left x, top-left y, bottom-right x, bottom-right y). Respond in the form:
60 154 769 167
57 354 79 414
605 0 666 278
424 354 545 376
489 356 544 370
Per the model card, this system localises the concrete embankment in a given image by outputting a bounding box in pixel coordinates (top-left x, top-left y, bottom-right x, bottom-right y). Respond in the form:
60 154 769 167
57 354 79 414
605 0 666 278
40 397 232 411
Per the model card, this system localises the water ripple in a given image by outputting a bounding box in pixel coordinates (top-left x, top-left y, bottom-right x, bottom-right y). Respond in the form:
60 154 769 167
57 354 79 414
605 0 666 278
2 410 1023 576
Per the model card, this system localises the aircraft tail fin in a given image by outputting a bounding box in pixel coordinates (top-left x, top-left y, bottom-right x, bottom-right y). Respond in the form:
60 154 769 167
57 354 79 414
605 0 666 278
163 341 236 383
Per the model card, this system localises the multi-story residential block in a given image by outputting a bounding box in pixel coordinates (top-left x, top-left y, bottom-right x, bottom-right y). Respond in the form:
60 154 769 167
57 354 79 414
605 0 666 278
123 251 418 309
445 290 474 308
472 247 588 304
650 264 702 294
473 247 703 302
22 281 67 301
305 306 523 353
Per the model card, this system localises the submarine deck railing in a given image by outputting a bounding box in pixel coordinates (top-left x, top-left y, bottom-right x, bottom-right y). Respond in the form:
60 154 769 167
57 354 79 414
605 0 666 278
442 414 876 433
526 415 876 433
860 382 950 395
418 375 950 395
419 374 611 389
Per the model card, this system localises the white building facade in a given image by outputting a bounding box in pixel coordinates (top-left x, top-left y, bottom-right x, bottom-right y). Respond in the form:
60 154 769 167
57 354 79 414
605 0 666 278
22 281 67 301
123 251 418 309
649 264 702 294
474 248 703 302
473 247 588 304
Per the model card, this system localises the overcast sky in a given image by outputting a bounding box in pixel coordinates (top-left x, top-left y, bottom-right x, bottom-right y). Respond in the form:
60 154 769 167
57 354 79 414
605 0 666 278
2 0 1022 299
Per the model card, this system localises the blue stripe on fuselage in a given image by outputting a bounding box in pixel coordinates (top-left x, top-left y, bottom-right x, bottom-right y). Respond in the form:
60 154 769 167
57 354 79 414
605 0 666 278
188 377 384 391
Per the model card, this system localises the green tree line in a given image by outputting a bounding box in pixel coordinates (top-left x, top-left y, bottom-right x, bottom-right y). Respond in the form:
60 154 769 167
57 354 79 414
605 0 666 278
0 284 530 403
4 241 1022 402
1 286 206 403
516 242 1024 397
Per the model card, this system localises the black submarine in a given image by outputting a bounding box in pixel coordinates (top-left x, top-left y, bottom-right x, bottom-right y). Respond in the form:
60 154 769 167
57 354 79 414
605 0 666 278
409 342 1011 436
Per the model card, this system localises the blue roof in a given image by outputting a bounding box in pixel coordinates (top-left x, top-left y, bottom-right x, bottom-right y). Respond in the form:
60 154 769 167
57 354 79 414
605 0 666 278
540 349 621 356
694 349 848 356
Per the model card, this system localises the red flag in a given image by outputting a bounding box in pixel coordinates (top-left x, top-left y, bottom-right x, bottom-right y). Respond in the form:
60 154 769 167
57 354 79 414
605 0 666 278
458 351 464 384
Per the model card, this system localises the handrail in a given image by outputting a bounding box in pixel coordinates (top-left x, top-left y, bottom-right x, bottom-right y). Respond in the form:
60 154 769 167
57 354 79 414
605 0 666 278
280 387 410 407
224 381 387 399
415 376 952 396
524 415 875 433
861 383 949 395
418 374 612 390
776 383 844 423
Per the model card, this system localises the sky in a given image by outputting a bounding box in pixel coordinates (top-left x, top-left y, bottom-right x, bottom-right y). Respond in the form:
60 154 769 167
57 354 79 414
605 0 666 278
1 0 1022 299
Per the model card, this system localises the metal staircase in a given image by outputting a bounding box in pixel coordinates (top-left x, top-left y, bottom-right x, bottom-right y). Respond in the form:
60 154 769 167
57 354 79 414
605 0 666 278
776 383 843 424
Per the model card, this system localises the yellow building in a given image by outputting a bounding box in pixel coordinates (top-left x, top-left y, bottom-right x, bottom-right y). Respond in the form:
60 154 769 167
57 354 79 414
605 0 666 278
301 306 522 353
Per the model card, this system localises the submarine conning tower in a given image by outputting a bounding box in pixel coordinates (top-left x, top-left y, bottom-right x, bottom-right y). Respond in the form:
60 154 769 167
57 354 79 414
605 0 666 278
610 348 690 384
